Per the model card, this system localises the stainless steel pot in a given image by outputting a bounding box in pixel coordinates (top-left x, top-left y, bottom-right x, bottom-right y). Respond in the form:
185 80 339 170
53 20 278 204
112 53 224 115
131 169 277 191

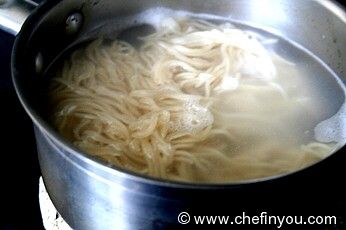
1 0 346 229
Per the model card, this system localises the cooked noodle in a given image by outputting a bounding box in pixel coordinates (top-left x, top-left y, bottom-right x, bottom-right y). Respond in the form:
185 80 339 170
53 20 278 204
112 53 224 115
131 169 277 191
50 18 333 183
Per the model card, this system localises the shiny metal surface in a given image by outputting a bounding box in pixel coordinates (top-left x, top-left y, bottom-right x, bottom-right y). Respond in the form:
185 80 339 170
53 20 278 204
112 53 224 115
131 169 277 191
65 12 83 35
0 0 36 35
2 0 346 229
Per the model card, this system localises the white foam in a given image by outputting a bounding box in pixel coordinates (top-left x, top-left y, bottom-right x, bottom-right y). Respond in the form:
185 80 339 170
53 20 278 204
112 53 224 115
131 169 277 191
136 7 233 30
137 8 189 30
239 54 276 80
314 103 346 145
175 99 214 134
217 76 239 91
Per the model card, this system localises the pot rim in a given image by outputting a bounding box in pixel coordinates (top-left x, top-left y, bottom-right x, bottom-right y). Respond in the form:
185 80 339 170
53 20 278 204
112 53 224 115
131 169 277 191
11 0 346 190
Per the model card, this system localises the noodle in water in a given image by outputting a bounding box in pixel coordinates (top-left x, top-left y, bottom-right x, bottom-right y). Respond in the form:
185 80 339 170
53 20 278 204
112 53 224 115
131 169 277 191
50 18 334 183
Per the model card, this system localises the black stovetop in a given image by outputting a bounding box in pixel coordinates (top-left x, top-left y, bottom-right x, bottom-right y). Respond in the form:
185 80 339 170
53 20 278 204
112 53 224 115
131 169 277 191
0 1 345 230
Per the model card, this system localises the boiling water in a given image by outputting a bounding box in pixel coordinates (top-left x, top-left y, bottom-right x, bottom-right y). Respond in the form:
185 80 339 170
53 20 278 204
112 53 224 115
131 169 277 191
48 8 346 182
93 8 346 142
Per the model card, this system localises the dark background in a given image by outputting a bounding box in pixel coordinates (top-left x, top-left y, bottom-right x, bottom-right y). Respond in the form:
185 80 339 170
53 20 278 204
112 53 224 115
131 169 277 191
0 20 43 230
0 1 345 229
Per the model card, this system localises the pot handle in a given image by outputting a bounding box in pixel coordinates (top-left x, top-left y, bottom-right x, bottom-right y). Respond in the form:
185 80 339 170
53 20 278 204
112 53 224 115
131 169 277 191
0 0 37 35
